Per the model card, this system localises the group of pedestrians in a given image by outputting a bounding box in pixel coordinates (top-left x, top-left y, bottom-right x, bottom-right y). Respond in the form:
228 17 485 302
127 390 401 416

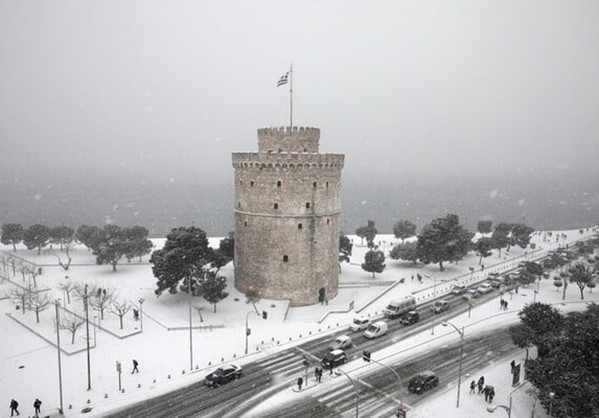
296 367 324 391
499 299 509 310
469 376 496 404
9 398 42 417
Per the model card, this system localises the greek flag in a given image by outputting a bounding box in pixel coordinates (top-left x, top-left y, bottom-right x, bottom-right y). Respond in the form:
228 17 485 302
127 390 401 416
277 72 289 87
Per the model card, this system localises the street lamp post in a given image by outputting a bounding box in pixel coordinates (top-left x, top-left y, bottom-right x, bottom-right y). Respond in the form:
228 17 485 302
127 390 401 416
424 274 437 335
335 369 359 418
188 278 193 371
548 392 555 416
442 321 464 408
138 298 145 332
93 315 97 345
245 310 258 355
487 381 530 418
84 284 91 390
362 350 402 410
54 300 64 412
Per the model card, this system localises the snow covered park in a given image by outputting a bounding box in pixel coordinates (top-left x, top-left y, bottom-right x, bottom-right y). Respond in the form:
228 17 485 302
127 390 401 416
1 227 597 418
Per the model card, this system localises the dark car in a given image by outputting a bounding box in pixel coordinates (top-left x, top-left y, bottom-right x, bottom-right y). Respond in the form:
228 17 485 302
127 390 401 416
321 349 348 369
408 371 439 393
431 300 450 314
400 310 420 325
205 364 243 387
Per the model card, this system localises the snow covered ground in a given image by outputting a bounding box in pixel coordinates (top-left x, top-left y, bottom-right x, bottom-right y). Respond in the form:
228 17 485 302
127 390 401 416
1 227 596 418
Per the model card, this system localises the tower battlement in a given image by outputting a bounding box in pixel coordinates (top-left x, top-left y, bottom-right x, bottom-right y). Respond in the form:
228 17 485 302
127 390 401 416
257 126 320 153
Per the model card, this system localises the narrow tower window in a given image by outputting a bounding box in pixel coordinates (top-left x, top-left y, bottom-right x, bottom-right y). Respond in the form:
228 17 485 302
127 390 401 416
313 182 317 188
298 223 303 230
326 181 329 187
244 221 248 227
240 180 243 185
327 218 330 225
274 203 279 209
283 255 289 262
277 180 282 188
250 180 254 187
305 202 310 209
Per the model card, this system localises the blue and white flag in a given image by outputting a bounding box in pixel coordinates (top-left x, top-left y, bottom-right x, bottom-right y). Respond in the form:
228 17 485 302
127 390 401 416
277 72 289 87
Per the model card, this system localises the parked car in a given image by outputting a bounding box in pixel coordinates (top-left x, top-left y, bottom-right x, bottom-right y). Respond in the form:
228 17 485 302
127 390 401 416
363 321 388 339
431 300 450 314
463 288 479 300
408 371 439 393
450 284 466 295
489 276 506 288
350 317 371 332
321 349 348 369
477 282 493 294
328 335 353 351
400 310 420 325
205 364 243 387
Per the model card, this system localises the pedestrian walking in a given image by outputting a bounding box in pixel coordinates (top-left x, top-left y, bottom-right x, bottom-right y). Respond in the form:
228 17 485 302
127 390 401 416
314 367 319 381
133 309 139 321
33 398 42 416
297 377 303 390
132 359 139 374
510 360 516 373
499 299 504 310
484 385 490 402
469 380 476 394
318 367 323 382
411 275 414 282
477 376 485 394
504 300 509 310
9 399 19 416
489 388 495 403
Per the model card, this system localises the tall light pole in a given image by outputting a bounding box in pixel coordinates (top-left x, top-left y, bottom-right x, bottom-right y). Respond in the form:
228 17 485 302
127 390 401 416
54 300 64 412
188 278 193 371
487 381 530 418
335 369 359 418
425 274 437 335
138 298 145 332
362 350 402 410
442 321 464 408
84 284 91 390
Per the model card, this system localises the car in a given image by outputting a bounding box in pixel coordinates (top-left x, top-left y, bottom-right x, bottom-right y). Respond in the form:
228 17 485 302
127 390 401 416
463 288 479 300
431 300 450 314
350 317 371 332
363 321 389 339
408 371 439 393
450 284 466 295
477 282 493 294
38 409 65 418
205 364 243 387
328 335 353 351
321 349 348 369
400 310 420 325
489 276 506 288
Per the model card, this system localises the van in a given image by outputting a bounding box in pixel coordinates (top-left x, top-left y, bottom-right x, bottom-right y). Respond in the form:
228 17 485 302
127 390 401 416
383 296 416 319
350 317 371 332
363 321 388 339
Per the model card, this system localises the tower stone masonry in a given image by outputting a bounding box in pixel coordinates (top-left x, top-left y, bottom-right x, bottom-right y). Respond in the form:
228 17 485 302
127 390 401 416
232 126 345 306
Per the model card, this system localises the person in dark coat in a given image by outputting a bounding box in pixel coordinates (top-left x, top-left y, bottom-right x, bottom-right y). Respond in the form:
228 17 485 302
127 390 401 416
33 398 42 416
477 376 485 394
132 359 139 374
510 360 516 373
484 385 490 402
489 388 495 403
469 380 476 394
318 367 323 382
9 399 19 416
297 377 303 390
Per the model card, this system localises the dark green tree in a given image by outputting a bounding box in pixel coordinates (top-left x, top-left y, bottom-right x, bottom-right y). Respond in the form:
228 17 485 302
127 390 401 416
361 249 386 278
389 241 418 264
75 225 102 251
568 261 593 300
23 224 50 254
202 271 229 313
508 323 534 363
92 225 133 271
1 223 24 251
218 232 235 261
123 226 153 262
339 232 353 265
477 220 493 234
474 237 493 264
510 223 535 250
490 222 511 257
355 220 377 248
49 226 74 250
416 214 472 271
150 226 214 296
393 219 416 243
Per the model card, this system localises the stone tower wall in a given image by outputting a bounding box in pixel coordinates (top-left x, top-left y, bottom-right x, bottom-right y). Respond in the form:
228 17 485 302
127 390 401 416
232 127 344 306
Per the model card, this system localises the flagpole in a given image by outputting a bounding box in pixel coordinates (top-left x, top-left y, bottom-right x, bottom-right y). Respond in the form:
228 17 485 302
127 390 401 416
289 64 293 129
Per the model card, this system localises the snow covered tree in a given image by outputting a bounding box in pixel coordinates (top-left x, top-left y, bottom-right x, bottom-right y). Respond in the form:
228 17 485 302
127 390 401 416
490 223 510 257
361 249 386 278
75 225 101 251
28 291 52 323
23 224 50 254
92 225 133 271
49 226 74 250
568 261 593 300
393 219 416 243
218 232 235 261
150 226 214 296
355 220 377 248
202 272 228 313
476 220 493 235
389 241 418 264
416 214 472 271
339 232 353 267
474 237 493 264
53 242 73 271
123 226 153 263
1 223 24 251
59 279 76 304
110 300 131 330
59 312 85 344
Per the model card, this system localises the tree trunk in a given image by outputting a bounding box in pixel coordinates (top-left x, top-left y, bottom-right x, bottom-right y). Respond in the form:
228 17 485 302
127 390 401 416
120 315 124 329
579 286 585 300
71 331 76 344
112 261 117 272
35 309 40 323
213 303 217 313
12 242 16 251
372 271 375 278
439 261 444 271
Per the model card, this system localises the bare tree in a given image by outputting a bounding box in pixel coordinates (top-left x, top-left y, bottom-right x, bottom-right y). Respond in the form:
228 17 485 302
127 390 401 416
28 291 52 323
110 300 131 330
53 243 73 271
10 286 30 315
58 279 76 304
245 286 261 314
86 286 116 320
59 311 85 344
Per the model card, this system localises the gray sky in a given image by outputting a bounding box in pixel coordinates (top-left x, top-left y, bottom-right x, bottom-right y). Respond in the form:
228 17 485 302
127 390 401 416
1 1 598 233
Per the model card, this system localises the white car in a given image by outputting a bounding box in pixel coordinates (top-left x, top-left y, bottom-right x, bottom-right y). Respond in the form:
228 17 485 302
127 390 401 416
328 335 353 351
476 283 493 294
350 317 371 332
